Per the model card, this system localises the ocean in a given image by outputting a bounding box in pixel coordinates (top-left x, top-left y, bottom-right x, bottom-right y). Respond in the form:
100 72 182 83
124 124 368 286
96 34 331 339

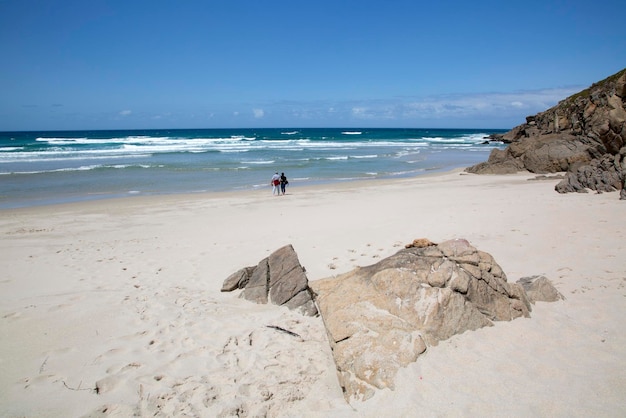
0 128 506 209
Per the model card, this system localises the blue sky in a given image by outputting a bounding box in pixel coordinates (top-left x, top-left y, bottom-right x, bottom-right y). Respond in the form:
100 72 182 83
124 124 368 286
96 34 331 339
1 0 624 131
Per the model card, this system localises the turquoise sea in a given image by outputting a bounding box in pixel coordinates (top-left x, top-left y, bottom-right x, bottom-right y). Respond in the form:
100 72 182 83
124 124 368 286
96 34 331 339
0 128 506 209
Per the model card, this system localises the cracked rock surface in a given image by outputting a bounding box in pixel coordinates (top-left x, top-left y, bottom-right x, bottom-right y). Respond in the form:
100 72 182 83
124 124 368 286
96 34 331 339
310 238 534 402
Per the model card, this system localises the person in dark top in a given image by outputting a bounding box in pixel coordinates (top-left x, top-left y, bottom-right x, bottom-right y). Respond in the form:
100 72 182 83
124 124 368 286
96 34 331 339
280 172 288 195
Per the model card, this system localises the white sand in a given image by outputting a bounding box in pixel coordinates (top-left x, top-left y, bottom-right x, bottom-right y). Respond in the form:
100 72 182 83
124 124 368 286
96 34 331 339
1 170 625 417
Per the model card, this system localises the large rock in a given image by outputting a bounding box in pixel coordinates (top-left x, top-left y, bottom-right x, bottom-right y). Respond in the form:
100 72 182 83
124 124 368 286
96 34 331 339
467 68 626 198
309 239 533 402
517 275 564 303
221 245 317 316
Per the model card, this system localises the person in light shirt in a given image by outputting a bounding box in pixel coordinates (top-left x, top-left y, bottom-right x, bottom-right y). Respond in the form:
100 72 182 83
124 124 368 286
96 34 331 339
270 172 281 196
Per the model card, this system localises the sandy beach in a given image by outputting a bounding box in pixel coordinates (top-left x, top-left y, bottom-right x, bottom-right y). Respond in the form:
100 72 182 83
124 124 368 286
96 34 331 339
1 170 625 417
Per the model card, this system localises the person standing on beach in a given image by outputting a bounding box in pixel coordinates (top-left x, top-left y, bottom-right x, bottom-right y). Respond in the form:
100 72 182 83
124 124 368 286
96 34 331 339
271 172 281 196
280 172 288 195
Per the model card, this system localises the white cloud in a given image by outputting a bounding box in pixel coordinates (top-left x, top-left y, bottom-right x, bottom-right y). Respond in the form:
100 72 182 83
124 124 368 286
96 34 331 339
342 87 581 124
119 110 132 116
216 86 583 128
351 105 396 120
351 107 367 116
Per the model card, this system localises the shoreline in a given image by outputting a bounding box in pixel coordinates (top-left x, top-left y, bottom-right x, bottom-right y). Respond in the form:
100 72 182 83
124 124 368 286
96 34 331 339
0 166 472 212
0 164 476 211
0 127 506 211
1 169 624 416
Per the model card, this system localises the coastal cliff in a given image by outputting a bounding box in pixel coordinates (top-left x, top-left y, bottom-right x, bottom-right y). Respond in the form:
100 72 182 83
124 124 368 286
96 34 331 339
467 68 626 198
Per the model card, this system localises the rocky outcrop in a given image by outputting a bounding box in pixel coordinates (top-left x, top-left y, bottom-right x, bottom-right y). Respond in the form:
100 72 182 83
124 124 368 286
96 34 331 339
223 242 562 404
554 149 626 194
309 239 557 402
466 68 626 197
221 244 318 316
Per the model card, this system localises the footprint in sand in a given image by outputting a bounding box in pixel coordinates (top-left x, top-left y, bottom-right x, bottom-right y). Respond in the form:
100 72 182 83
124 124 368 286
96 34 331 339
2 311 22 320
